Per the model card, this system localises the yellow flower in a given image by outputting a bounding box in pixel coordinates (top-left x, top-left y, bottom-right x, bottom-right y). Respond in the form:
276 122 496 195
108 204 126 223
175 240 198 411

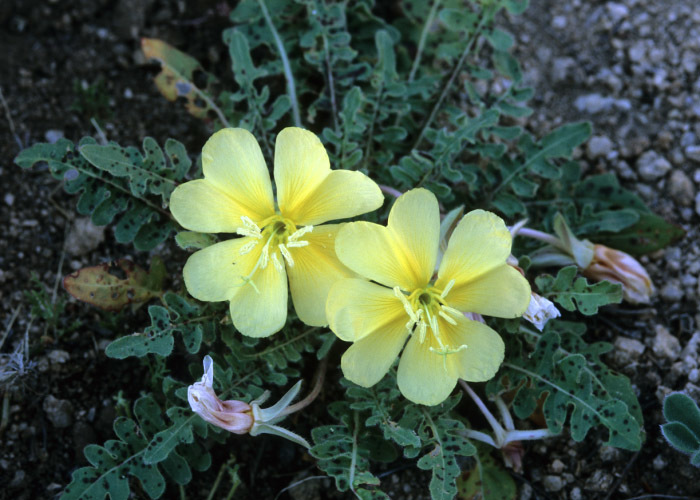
170 127 383 337
326 189 531 406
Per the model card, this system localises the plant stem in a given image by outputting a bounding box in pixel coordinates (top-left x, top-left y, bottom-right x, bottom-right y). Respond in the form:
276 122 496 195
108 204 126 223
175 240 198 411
505 429 556 441
495 396 514 431
279 356 327 417
207 458 234 500
461 428 497 447
379 184 402 198
515 227 567 251
411 11 488 151
257 0 302 127
322 32 339 132
459 380 506 441
408 0 442 83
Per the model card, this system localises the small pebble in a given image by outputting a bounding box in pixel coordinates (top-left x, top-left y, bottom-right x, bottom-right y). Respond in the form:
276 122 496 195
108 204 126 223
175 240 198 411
636 151 671 181
543 475 564 492
587 136 613 158
43 395 74 428
652 325 682 361
668 170 695 206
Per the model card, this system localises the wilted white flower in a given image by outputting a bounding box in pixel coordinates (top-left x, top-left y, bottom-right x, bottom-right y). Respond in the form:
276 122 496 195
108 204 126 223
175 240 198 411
522 293 561 331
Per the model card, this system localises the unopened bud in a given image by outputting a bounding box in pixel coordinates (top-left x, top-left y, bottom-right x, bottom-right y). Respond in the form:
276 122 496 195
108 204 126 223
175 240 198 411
522 293 561 331
188 355 311 448
583 244 654 304
187 355 253 434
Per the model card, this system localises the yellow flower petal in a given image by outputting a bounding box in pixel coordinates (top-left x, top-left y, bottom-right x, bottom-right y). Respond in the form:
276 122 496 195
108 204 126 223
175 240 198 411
229 250 288 337
201 128 275 222
326 279 406 342
437 209 512 286
285 170 384 226
341 317 410 387
335 189 439 290
387 189 440 288
183 238 255 302
274 127 330 220
171 180 261 233
397 332 458 406
443 265 531 318
286 224 354 327
335 222 411 289
441 314 505 382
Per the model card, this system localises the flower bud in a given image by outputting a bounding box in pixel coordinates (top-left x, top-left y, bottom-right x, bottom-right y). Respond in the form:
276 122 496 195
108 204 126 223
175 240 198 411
522 292 560 331
187 355 253 435
583 244 654 304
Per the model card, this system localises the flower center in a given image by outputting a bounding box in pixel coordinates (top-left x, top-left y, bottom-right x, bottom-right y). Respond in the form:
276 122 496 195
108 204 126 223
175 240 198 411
393 280 467 367
234 215 313 292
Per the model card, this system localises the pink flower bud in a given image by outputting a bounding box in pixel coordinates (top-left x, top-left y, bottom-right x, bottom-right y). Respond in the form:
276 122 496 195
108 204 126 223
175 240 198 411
187 356 253 435
583 244 654 304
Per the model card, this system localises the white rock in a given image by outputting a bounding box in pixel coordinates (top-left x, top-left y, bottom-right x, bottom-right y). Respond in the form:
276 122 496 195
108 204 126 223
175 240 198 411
4 193 14 206
636 151 671 180
614 337 645 363
652 325 682 361
685 145 700 163
587 136 613 158
668 170 695 206
606 2 629 23
543 475 564 492
64 217 105 256
44 129 64 144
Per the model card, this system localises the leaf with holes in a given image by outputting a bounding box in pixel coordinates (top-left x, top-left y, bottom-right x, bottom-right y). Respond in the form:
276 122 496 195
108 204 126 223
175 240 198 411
15 137 183 251
487 326 643 451
61 394 202 500
141 38 218 121
106 292 209 359
535 266 622 315
63 257 165 312
80 137 191 206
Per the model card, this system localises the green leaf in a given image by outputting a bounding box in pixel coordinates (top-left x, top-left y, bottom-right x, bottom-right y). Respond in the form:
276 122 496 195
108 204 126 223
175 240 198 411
457 445 516 500
61 395 203 500
63 258 165 312
596 213 686 255
503 0 529 15
662 422 700 454
535 266 622 315
417 416 476 500
489 325 644 451
485 29 514 51
663 393 700 439
15 137 181 251
80 137 182 205
106 292 208 359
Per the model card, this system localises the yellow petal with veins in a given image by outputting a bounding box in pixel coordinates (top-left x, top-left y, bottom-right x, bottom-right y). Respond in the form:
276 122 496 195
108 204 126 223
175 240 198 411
335 189 439 290
201 128 275 221
286 224 354 327
326 279 406 342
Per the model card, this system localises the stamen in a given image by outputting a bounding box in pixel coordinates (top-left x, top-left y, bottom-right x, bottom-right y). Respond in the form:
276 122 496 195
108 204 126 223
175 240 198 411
288 225 313 241
239 239 259 256
279 244 294 267
286 240 309 248
260 244 270 269
237 216 263 239
272 253 284 272
438 310 458 325
417 320 427 343
394 287 418 324
442 305 463 318
440 279 456 299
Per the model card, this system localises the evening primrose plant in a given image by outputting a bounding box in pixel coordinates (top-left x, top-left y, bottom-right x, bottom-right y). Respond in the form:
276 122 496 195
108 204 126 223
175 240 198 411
13 0 681 499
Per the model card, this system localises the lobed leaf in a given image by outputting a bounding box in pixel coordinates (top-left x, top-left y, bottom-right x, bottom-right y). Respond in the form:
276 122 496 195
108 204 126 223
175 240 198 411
535 266 622 315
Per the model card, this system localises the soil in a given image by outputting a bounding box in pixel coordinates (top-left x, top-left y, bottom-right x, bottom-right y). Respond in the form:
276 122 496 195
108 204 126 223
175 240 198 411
1 1 699 499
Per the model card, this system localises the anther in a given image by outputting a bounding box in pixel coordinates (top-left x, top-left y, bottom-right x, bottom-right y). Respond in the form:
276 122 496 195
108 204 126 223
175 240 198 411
394 287 418 324
438 310 458 325
279 244 294 267
272 253 284 272
239 239 259 256
440 279 456 299
288 225 313 241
